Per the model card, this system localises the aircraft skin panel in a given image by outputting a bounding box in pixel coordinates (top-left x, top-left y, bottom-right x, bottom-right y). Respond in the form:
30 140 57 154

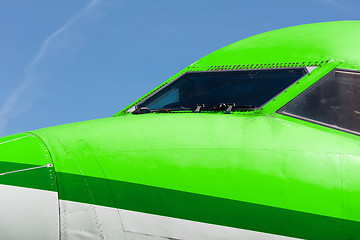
0 132 59 239
60 200 300 240
0 133 53 167
119 208 301 240
54 170 357 239
0 184 59 240
193 21 360 69
30 112 360 239
125 232 168 240
59 200 126 240
30 114 355 210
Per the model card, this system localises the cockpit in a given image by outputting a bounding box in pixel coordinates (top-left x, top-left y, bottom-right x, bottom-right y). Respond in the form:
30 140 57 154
129 67 360 136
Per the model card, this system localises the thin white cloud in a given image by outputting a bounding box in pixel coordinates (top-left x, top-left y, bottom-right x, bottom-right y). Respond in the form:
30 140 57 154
0 0 101 136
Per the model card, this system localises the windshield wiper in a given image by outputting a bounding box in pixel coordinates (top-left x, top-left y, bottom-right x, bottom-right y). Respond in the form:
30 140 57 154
225 104 235 114
194 104 205 113
217 103 255 114
133 107 192 114
215 103 236 114
193 103 236 113
133 104 255 115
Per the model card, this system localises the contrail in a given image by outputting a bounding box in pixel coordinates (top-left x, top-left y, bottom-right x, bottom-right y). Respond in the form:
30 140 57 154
0 0 101 136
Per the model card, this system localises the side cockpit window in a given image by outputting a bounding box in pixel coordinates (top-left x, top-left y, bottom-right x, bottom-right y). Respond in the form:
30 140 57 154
137 69 306 111
279 70 360 134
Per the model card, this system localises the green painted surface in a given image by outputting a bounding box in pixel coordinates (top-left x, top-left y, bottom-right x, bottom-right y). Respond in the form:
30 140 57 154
0 133 57 191
0 161 57 191
0 133 51 166
261 60 341 114
32 113 357 212
31 111 360 238
57 172 360 239
2 21 360 239
194 21 360 69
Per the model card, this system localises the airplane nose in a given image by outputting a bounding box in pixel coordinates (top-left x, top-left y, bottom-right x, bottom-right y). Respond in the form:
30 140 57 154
0 133 59 240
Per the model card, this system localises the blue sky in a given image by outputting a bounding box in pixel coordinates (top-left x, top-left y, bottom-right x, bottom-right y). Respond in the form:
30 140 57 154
0 0 359 137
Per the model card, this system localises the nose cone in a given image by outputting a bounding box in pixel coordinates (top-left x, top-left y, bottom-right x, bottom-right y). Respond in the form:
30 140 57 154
0 133 59 240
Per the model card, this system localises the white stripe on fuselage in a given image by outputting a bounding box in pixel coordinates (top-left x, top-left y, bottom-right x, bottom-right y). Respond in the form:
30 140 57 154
0 184 59 240
60 200 301 240
59 200 127 240
0 183 303 240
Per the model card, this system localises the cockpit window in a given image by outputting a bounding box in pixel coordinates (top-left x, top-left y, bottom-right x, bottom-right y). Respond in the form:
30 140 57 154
137 69 306 111
279 70 360 135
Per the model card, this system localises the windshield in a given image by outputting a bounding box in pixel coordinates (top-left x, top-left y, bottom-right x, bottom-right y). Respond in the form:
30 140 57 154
138 69 306 111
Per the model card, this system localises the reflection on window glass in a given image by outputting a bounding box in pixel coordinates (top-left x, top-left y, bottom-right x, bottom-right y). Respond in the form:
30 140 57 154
280 70 360 134
149 88 179 109
139 69 306 110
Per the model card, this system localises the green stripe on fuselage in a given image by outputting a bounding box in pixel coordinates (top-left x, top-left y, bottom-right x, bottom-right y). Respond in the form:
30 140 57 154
0 132 57 192
57 172 359 240
0 161 57 192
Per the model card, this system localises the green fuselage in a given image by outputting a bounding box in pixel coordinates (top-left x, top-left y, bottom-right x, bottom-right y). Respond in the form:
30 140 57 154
20 111 360 239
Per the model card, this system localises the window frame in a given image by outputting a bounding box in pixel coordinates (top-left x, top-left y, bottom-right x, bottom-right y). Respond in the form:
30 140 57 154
278 68 360 136
131 67 310 112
